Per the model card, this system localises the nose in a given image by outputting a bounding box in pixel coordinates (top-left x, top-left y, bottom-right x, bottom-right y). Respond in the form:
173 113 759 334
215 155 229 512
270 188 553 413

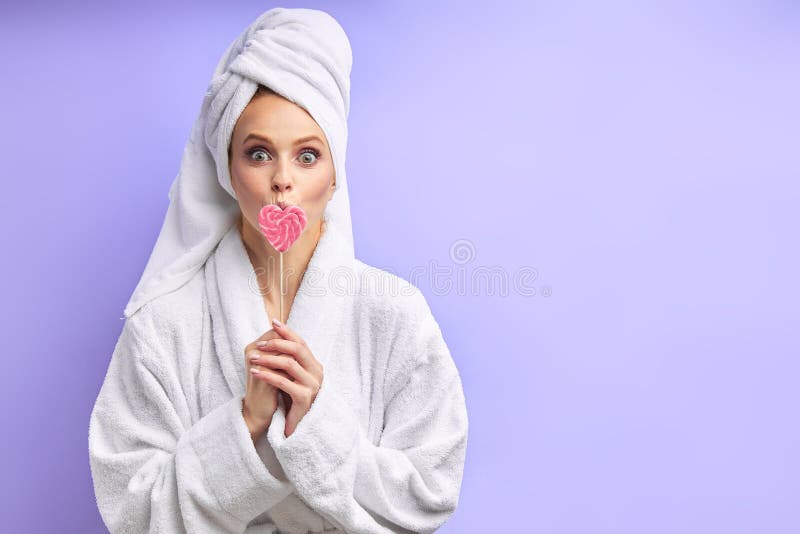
270 171 293 201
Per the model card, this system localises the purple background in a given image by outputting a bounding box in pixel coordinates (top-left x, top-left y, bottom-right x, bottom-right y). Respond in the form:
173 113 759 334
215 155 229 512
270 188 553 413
2 1 798 532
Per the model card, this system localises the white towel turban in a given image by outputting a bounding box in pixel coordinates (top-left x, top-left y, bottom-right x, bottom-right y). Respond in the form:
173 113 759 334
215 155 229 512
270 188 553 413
123 7 355 319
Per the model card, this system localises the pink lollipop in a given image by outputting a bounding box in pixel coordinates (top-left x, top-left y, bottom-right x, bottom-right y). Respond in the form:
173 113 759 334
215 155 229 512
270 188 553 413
258 204 308 252
257 203 308 324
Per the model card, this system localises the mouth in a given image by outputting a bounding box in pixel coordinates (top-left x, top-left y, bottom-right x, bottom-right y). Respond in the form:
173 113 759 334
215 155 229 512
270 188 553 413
268 200 293 210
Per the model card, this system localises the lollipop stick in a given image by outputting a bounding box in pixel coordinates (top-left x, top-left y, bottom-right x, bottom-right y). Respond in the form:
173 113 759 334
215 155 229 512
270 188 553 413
279 251 284 323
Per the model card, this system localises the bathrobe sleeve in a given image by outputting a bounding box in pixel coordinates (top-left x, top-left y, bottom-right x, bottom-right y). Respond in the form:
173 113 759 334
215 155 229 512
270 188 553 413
266 288 469 534
88 307 294 534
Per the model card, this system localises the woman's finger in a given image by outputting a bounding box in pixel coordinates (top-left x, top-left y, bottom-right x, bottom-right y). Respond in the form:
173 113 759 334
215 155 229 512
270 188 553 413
249 361 291 381
270 318 306 346
251 367 311 406
250 353 317 387
257 338 317 372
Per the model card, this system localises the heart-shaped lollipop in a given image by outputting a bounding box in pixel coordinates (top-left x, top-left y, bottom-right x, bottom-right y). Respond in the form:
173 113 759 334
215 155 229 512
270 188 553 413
257 204 308 252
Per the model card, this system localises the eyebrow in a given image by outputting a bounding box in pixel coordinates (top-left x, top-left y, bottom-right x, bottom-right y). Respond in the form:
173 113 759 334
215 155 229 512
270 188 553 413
242 133 324 146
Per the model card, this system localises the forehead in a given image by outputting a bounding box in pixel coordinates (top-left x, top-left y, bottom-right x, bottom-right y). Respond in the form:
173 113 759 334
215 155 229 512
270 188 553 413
235 93 325 142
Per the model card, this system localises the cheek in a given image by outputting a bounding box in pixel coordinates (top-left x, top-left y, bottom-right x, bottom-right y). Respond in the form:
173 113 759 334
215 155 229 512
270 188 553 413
305 174 334 209
230 161 269 215
231 161 262 194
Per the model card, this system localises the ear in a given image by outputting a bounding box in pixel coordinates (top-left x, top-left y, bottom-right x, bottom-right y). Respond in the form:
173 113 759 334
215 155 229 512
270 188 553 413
228 162 237 196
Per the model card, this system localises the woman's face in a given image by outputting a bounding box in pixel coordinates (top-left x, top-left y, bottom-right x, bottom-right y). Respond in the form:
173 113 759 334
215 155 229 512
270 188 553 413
228 92 336 237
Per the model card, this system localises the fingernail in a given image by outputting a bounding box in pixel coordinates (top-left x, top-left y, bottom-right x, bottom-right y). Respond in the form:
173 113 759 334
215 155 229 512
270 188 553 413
256 341 269 347
272 318 283 328
250 367 260 374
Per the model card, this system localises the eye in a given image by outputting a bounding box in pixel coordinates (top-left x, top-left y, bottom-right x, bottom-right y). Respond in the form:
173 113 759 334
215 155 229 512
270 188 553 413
247 147 270 162
299 148 320 165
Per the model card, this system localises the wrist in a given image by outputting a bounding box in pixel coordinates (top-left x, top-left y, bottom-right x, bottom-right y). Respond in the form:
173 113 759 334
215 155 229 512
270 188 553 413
241 399 269 437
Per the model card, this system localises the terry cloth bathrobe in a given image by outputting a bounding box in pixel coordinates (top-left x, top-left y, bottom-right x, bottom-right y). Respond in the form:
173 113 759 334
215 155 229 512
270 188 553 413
88 7 469 534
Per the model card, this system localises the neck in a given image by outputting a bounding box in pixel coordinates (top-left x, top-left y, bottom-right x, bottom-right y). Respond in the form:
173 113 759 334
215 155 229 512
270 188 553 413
237 214 325 317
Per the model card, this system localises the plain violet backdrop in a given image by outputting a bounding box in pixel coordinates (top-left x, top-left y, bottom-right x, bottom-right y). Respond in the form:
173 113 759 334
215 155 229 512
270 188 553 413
1 0 798 532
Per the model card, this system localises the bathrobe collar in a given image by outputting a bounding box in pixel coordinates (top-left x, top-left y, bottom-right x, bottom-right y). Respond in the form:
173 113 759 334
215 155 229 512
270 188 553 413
204 219 354 396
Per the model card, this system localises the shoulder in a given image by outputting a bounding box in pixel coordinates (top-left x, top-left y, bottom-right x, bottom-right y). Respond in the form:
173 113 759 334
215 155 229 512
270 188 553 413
351 258 432 332
351 258 448 362
351 260 460 402
122 269 206 365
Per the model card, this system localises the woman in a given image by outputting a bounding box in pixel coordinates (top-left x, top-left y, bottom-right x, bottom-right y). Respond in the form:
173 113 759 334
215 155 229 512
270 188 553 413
89 7 469 534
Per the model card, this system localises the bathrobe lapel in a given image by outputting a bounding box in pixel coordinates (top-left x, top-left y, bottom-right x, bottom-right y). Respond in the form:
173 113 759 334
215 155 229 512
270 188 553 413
204 220 354 398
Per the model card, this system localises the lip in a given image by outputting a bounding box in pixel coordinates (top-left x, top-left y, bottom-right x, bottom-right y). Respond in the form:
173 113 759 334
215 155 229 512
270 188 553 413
267 200 294 210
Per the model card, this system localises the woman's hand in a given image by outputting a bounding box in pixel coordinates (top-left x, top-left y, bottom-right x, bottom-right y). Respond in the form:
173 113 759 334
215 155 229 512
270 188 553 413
248 319 324 437
242 328 289 443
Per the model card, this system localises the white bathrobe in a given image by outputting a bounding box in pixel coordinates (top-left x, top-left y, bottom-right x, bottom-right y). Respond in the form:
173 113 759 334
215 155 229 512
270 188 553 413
88 220 469 534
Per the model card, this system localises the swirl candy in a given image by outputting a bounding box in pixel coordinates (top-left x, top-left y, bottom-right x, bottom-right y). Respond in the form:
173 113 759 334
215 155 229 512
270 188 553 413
258 204 308 252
